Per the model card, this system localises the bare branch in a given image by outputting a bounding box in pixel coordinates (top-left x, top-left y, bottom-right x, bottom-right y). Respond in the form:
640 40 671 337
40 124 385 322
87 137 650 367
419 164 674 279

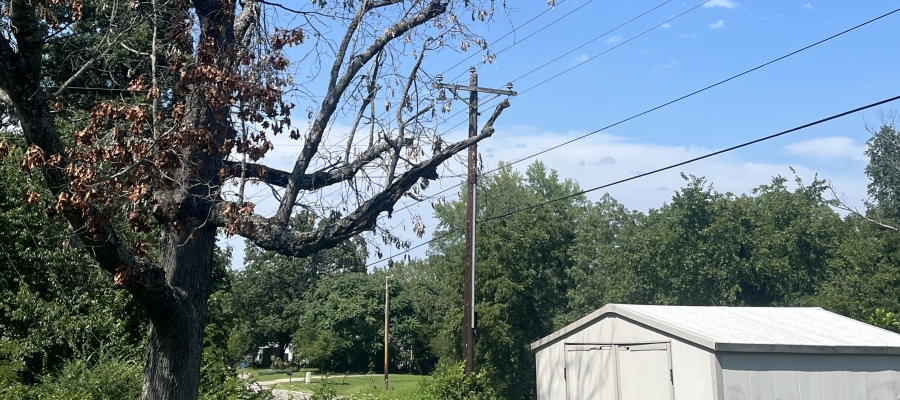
225 99 510 257
345 51 383 162
224 139 400 189
829 185 900 232
256 0 344 18
53 50 113 97
276 0 448 223
234 0 260 54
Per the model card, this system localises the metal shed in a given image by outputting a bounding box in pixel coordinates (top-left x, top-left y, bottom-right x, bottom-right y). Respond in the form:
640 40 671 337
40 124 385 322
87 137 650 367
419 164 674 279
531 304 900 400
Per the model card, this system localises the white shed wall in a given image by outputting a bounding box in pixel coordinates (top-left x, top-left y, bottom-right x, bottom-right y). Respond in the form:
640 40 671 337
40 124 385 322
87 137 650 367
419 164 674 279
535 315 717 400
719 353 900 400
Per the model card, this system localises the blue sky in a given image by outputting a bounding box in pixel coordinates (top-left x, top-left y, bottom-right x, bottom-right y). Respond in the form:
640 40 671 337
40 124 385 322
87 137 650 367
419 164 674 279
221 0 900 269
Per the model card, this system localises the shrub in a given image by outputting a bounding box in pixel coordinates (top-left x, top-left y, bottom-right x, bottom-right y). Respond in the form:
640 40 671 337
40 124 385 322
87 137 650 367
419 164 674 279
418 362 500 400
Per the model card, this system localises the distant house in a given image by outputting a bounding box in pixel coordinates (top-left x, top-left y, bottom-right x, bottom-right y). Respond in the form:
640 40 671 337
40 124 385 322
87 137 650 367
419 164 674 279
531 304 900 400
254 343 287 368
284 343 293 364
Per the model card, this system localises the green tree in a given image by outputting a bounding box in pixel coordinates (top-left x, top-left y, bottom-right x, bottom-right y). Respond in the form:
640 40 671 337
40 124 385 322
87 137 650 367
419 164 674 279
594 174 845 307
230 214 368 359
0 143 145 384
562 194 640 324
864 121 900 223
427 161 586 399
1 0 527 397
291 272 383 373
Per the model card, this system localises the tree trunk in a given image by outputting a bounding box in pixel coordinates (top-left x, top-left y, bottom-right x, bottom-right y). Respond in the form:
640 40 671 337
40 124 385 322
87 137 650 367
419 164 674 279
141 223 216 400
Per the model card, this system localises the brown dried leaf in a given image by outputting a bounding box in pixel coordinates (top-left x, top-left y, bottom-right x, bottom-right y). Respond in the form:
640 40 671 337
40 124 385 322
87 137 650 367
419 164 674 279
24 189 41 205
21 145 46 172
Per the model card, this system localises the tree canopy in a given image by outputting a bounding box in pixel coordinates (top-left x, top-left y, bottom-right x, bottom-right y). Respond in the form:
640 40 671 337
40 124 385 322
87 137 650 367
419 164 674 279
0 0 528 397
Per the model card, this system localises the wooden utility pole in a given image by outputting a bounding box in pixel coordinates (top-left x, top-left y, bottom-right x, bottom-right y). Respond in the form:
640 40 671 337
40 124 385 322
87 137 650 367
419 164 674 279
384 274 390 389
434 68 515 375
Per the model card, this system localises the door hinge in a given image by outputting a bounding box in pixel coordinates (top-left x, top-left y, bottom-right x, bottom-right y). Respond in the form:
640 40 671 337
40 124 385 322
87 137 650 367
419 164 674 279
670 369 674 384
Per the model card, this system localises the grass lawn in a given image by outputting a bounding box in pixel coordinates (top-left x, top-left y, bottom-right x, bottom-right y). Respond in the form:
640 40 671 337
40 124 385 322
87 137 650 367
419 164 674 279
273 374 425 396
240 367 319 382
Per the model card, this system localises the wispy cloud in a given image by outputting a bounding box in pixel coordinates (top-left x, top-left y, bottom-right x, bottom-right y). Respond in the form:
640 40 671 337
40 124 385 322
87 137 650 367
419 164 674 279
803 3 813 10
473 126 868 215
709 19 725 29
680 33 698 39
605 35 623 45
660 23 672 28
657 59 678 70
570 54 589 66
784 137 867 161
703 0 738 8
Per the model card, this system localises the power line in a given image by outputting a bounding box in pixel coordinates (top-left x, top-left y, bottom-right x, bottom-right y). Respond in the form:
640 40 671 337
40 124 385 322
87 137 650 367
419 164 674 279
392 1 708 209
365 93 900 267
507 5 900 162
510 0 674 84
446 0 598 82
442 0 576 77
392 5 900 212
519 5 900 95
482 95 900 222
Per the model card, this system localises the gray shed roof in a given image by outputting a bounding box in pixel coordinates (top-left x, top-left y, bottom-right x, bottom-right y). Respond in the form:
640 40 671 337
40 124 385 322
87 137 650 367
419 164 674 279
531 304 900 354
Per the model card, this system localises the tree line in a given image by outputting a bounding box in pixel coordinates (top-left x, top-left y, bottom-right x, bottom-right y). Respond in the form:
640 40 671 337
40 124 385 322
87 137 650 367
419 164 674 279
4 123 900 399
0 0 527 397
219 123 900 399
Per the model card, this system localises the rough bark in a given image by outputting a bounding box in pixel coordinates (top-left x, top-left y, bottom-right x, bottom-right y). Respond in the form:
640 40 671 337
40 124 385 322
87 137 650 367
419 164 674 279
141 225 216 400
0 1 511 399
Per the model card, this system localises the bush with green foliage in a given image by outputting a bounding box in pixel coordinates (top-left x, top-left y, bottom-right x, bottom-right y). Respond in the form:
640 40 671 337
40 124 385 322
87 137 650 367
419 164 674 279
308 379 339 400
0 352 142 400
418 363 500 400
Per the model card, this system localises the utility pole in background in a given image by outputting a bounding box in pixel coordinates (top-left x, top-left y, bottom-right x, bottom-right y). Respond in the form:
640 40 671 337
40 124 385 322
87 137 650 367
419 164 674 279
384 274 389 389
434 68 515 375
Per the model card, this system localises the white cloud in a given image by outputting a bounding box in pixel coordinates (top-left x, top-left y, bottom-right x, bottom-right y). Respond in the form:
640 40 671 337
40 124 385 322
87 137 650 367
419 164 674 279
570 54 589 66
784 136 867 161
661 23 672 29
221 125 872 269
656 59 679 70
470 127 869 213
803 3 813 10
680 33 698 39
605 35 622 45
710 19 725 29
703 0 738 8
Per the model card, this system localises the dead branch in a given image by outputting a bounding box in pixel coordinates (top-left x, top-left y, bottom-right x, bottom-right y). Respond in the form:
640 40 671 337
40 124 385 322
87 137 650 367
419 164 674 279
213 99 509 257
275 0 447 224
828 185 900 232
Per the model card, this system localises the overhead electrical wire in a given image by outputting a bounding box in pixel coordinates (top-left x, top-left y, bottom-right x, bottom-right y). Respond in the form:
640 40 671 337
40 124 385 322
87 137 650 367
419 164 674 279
509 0 675 84
517 5 900 96
391 5 900 212
442 0 578 78
221 3 900 258
365 93 900 267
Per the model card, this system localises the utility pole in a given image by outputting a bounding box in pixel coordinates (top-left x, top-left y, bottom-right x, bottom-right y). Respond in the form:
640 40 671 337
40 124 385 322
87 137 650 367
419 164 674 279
384 274 390 389
434 67 515 375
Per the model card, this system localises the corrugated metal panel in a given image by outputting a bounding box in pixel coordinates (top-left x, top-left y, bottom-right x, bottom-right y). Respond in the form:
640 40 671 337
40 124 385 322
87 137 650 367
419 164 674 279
532 304 900 353
718 353 900 400
618 305 900 349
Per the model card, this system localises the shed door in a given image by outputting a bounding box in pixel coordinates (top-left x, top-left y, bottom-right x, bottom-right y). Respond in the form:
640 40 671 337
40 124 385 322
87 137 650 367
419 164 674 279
616 343 672 400
565 343 673 400
566 346 617 400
